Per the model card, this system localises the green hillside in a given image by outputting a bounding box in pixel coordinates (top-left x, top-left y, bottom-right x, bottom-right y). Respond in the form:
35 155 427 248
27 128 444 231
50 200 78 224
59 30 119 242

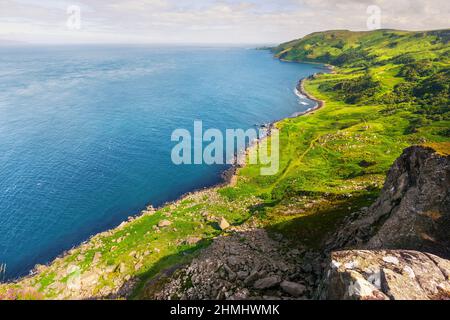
274 29 449 65
1 29 449 300
274 29 449 125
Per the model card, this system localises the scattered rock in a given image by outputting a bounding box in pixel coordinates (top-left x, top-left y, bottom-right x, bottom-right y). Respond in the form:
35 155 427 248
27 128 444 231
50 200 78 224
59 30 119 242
158 220 172 228
223 264 237 281
147 229 310 300
31 146 447 301
66 264 80 275
280 281 306 297
253 276 281 290
80 272 99 287
184 237 201 245
128 251 137 258
118 263 127 274
237 271 249 280
244 271 261 286
135 263 143 271
219 218 230 230
229 288 250 300
105 265 116 273
227 256 240 267
67 273 81 291
92 252 102 264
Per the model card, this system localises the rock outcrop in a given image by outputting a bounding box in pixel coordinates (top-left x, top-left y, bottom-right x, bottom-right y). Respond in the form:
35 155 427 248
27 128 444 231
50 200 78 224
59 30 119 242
328 146 449 257
320 145 450 300
319 250 450 300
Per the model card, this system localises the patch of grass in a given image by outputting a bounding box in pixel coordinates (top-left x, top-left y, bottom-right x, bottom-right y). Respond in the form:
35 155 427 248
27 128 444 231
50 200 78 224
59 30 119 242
423 141 450 155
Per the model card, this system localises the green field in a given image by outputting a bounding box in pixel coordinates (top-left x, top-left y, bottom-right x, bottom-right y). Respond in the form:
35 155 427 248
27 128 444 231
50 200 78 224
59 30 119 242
1 29 449 300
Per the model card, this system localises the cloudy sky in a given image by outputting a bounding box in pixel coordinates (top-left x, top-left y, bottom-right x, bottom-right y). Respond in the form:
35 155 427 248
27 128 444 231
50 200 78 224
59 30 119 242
0 0 449 44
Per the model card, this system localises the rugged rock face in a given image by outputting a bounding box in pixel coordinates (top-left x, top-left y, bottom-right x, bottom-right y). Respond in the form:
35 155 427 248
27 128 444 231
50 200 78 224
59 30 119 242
320 145 450 300
328 146 450 257
319 250 450 300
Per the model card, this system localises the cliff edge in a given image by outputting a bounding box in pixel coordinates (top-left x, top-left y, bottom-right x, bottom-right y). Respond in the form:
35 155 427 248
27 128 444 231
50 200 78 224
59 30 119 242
320 144 450 300
328 145 449 255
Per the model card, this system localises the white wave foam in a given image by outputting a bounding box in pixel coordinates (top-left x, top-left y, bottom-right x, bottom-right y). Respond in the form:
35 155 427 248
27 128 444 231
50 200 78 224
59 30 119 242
294 87 306 99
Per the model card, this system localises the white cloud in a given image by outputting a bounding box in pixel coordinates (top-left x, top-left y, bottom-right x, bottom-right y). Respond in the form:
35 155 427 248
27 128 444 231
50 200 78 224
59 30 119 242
0 0 448 44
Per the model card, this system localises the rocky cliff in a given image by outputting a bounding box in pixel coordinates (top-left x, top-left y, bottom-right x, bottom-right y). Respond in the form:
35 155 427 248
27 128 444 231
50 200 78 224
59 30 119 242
327 145 449 256
319 145 450 300
319 250 450 300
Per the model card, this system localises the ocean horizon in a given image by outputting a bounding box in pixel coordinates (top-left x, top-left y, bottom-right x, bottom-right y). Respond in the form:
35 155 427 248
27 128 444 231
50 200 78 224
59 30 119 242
0 45 324 280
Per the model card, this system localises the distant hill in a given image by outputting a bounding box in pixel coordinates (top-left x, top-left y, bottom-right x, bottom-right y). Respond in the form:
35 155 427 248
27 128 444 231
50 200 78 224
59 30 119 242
274 29 450 120
273 29 450 67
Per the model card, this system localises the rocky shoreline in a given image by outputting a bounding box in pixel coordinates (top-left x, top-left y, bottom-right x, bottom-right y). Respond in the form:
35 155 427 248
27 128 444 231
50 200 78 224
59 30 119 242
216 62 332 189
224 70 329 187
294 76 325 116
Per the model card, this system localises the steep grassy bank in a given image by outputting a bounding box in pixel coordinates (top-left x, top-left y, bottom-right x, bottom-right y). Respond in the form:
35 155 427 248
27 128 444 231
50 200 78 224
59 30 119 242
1 29 448 300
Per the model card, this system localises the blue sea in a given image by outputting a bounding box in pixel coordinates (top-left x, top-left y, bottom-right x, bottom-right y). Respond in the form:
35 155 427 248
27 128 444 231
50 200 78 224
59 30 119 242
0 45 324 280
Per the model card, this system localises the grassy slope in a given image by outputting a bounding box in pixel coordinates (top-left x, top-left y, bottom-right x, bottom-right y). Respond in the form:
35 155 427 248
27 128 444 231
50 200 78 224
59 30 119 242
275 29 449 63
1 29 449 300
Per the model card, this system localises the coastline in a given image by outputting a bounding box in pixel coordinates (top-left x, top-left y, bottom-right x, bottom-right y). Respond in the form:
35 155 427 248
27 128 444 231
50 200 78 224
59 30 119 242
151 62 330 211
294 75 326 114
3 61 329 293
153 70 330 215
224 71 328 188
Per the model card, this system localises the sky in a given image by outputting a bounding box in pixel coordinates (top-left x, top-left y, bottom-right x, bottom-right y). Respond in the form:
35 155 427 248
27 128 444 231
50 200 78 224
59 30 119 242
0 0 449 44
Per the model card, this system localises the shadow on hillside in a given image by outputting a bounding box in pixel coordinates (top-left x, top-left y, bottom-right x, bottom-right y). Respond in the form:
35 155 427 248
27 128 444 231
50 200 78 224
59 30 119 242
247 192 376 248
264 194 375 249
106 228 319 300
84 240 211 300
88 193 376 300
